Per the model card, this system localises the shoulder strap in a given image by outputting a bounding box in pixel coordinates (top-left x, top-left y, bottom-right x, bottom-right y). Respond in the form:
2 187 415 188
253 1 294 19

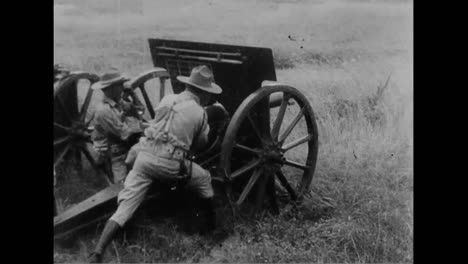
164 94 199 135
162 101 177 136
155 94 204 153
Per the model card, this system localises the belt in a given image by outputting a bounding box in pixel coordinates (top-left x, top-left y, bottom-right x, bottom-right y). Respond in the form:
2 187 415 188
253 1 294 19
148 141 187 161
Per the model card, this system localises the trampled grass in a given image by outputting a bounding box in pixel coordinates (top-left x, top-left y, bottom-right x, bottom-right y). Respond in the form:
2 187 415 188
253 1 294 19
54 0 413 262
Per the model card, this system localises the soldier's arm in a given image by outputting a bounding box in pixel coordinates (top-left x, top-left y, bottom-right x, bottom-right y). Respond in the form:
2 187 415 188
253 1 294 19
192 111 210 151
95 107 143 142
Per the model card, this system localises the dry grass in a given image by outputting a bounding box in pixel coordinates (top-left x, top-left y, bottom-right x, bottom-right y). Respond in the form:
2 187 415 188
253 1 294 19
54 0 413 262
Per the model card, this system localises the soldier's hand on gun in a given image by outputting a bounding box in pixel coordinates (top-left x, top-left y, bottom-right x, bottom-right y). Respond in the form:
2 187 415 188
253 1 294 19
120 90 145 118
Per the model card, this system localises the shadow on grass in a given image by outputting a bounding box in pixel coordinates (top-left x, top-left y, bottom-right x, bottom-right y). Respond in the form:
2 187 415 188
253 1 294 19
54 164 337 262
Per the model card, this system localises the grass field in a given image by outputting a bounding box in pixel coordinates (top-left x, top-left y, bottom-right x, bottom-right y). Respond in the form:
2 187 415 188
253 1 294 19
54 0 413 262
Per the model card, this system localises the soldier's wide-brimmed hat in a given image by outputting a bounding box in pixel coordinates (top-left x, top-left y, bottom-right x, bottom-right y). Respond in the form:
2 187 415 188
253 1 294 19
176 65 222 94
91 69 130 90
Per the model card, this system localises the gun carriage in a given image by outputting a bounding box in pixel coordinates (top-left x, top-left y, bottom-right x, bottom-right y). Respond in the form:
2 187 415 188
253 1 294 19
53 39 319 239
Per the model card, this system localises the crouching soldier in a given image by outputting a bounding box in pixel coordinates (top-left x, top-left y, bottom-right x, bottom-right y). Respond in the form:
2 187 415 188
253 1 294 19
88 65 223 263
91 69 147 184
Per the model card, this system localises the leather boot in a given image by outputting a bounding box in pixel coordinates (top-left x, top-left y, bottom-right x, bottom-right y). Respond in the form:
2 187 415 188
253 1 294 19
88 220 121 263
201 197 217 233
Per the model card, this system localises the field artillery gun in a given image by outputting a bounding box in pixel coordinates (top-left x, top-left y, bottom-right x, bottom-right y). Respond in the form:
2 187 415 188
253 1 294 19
54 39 319 239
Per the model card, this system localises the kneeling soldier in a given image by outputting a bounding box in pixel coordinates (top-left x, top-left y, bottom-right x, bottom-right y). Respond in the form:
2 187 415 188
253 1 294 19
88 65 223 263
91 69 146 184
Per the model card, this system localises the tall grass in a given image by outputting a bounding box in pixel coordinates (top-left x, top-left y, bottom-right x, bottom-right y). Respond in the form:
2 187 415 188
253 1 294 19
54 0 413 262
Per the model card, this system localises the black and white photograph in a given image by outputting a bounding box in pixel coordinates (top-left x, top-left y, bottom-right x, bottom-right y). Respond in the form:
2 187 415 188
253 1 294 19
53 0 413 262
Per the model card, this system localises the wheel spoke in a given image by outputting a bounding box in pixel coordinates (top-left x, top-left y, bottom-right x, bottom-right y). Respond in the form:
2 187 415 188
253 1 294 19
79 87 94 122
54 136 70 146
266 171 279 215
282 134 312 151
275 169 298 201
255 171 269 211
258 99 271 139
80 145 97 167
271 94 289 140
247 114 262 143
139 85 155 119
234 143 261 155
283 159 310 171
54 143 71 167
236 168 263 206
199 152 221 166
55 95 73 123
74 148 83 172
54 122 71 132
85 112 95 127
230 158 261 179
159 78 166 100
279 108 305 143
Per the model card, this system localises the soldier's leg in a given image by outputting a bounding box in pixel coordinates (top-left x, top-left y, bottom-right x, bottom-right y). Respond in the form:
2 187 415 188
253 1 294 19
185 161 214 198
110 170 153 226
185 161 216 231
111 154 128 184
89 170 152 263
88 220 120 263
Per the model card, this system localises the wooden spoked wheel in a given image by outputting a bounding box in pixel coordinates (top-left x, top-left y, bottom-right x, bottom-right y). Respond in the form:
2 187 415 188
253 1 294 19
124 68 171 120
219 82 319 214
53 68 171 175
53 68 172 234
54 71 110 215
53 72 104 175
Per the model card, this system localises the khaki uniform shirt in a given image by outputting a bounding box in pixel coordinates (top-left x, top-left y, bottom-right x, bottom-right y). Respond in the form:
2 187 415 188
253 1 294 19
110 91 214 227
125 90 210 165
152 90 209 150
92 97 143 157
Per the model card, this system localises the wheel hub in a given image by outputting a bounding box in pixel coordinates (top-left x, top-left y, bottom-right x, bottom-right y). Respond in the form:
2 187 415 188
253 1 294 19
261 142 284 164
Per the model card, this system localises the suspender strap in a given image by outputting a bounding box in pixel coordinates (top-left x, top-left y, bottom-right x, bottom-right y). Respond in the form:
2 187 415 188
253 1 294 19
163 101 176 136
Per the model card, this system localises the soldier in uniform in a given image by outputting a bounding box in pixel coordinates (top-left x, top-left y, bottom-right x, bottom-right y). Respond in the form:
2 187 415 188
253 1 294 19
88 65 224 263
91 69 147 184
